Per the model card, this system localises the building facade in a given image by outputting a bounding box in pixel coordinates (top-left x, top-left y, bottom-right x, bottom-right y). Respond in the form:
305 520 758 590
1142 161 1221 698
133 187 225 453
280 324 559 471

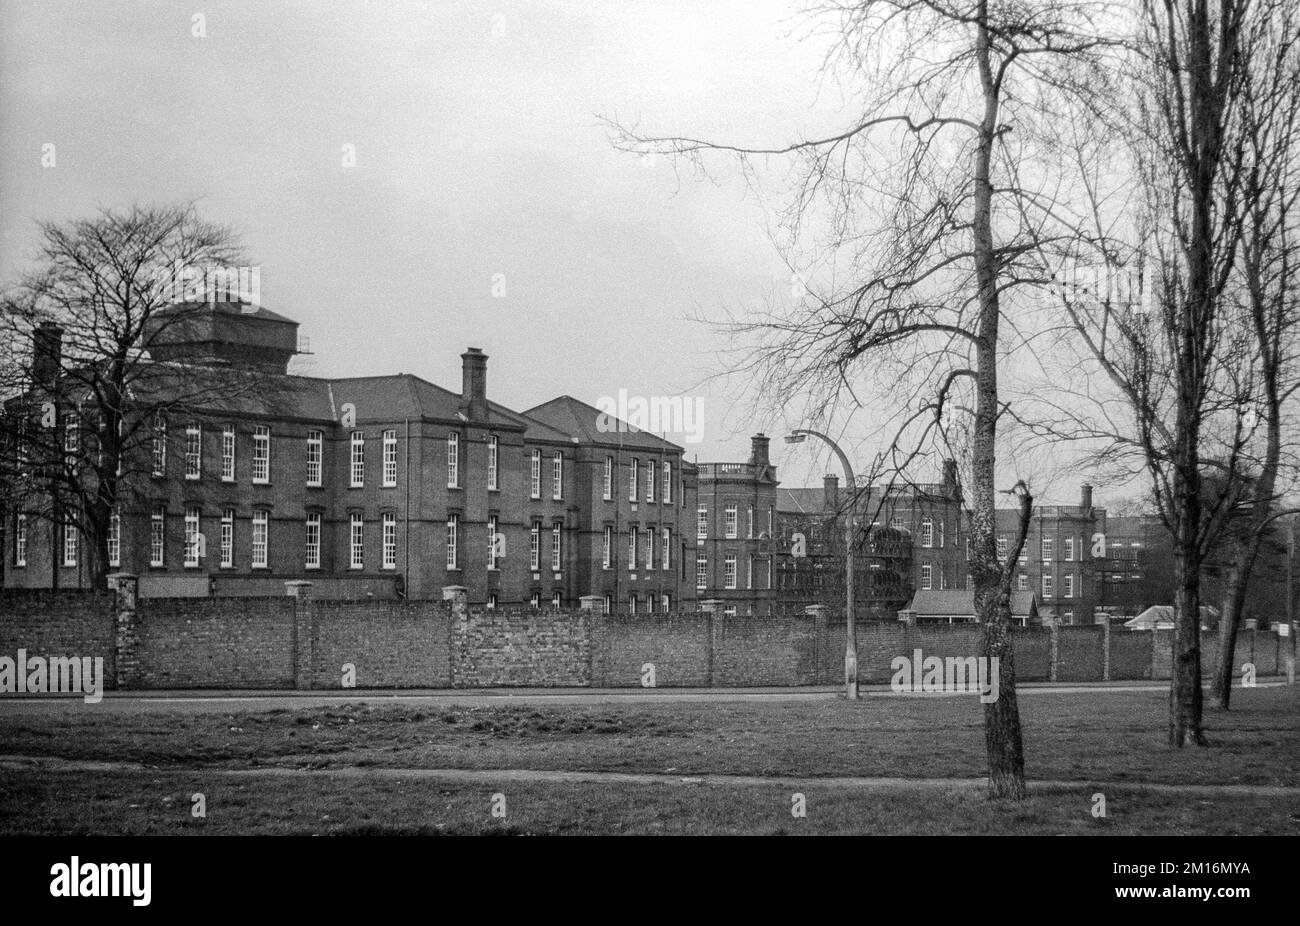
3 301 700 609
693 435 779 616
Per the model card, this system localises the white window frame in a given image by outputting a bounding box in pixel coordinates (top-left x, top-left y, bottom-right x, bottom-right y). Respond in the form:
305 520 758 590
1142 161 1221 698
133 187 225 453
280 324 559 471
150 507 165 567
552 452 563 500
305 512 321 570
487 515 499 570
725 505 737 539
663 461 672 504
661 528 671 570
1064 536 1074 562
349 513 364 570
446 514 459 569
921 563 933 590
921 518 934 548
696 555 707 589
306 429 322 486
1042 573 1053 598
152 413 167 476
107 510 120 567
252 425 270 484
724 554 737 589
184 508 201 567
628 528 637 571
1063 572 1074 599
603 456 613 500
1042 537 1054 561
252 510 269 569
486 435 498 491
530 521 541 570
603 526 613 569
221 426 236 481
447 433 460 488
551 521 562 571
697 507 707 541
185 424 201 480
63 515 78 567
350 431 365 487
220 509 234 568
530 449 541 498
644 527 654 570
383 429 398 487
645 459 655 502
382 512 397 570
14 512 26 566
629 458 639 501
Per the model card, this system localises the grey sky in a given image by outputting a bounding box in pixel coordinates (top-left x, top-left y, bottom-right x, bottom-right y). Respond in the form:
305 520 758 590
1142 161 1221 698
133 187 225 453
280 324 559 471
0 0 1128 504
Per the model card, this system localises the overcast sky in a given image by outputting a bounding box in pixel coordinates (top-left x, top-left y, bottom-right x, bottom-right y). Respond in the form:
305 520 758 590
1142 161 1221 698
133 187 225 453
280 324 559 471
0 0 1124 504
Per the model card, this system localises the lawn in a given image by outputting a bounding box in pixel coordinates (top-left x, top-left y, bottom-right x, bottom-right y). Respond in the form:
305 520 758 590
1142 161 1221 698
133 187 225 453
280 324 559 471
1 685 1297 835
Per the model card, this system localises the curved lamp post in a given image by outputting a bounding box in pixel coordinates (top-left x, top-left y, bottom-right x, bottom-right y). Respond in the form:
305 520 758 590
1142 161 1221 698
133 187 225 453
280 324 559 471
785 429 858 700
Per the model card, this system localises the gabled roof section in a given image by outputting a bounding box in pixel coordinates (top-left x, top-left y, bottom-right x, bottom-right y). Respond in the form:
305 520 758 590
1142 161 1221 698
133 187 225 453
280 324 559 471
325 375 528 429
523 395 684 453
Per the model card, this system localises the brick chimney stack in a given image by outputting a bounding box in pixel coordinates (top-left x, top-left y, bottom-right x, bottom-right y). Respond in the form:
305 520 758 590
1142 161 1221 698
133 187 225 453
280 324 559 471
461 348 488 421
749 433 770 468
943 458 958 487
32 321 63 387
824 474 840 513
1080 483 1093 513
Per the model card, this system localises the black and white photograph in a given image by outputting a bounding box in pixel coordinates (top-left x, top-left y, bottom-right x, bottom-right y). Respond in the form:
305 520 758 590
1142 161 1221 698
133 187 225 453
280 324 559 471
0 0 1295 905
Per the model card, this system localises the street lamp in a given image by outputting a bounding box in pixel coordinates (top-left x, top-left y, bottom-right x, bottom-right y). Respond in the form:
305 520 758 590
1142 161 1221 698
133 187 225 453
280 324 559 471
786 429 858 700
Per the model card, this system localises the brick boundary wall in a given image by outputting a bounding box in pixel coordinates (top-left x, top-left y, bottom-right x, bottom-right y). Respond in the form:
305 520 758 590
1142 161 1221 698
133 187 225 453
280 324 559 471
1 582 1294 690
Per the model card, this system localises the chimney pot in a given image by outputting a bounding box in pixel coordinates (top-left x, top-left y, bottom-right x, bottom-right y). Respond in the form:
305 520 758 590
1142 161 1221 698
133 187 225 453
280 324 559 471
824 473 840 512
461 348 488 421
31 322 64 387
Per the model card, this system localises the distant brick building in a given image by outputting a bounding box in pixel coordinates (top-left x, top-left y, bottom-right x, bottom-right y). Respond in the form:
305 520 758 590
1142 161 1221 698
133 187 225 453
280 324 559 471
4 301 699 608
693 435 780 616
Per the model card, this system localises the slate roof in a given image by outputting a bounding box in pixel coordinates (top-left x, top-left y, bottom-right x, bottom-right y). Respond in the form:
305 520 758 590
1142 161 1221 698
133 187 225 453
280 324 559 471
523 395 684 453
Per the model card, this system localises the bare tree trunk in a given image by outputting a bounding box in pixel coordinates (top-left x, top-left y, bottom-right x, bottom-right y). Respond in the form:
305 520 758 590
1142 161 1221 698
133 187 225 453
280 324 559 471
971 4 1025 798
1169 484 1207 744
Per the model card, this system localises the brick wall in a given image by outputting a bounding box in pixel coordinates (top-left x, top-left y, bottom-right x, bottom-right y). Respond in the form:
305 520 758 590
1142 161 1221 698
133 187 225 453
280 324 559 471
1110 629 1153 679
131 596 296 688
713 616 816 686
1012 628 1052 681
591 613 712 687
2 588 1293 690
1056 626 1104 682
454 607 591 687
308 599 450 688
0 590 116 684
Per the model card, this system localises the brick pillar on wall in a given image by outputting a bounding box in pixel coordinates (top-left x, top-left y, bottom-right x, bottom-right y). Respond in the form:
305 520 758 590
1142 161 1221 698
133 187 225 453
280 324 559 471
109 573 140 690
286 581 313 690
1049 623 1059 682
444 586 467 688
1101 618 1111 682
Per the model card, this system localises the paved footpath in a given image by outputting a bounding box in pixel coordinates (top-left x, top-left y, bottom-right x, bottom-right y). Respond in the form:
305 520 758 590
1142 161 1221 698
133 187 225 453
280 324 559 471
0 679 1288 715
1 754 1296 797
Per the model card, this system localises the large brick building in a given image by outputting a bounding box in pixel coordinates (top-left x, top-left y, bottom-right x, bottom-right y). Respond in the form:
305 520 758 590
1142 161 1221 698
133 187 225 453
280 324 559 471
4 300 700 609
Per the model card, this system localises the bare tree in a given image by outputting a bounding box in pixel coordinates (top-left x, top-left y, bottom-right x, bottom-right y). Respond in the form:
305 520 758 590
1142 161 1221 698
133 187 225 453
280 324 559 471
606 0 1118 797
1210 0 1300 708
0 203 267 588
1033 0 1293 739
